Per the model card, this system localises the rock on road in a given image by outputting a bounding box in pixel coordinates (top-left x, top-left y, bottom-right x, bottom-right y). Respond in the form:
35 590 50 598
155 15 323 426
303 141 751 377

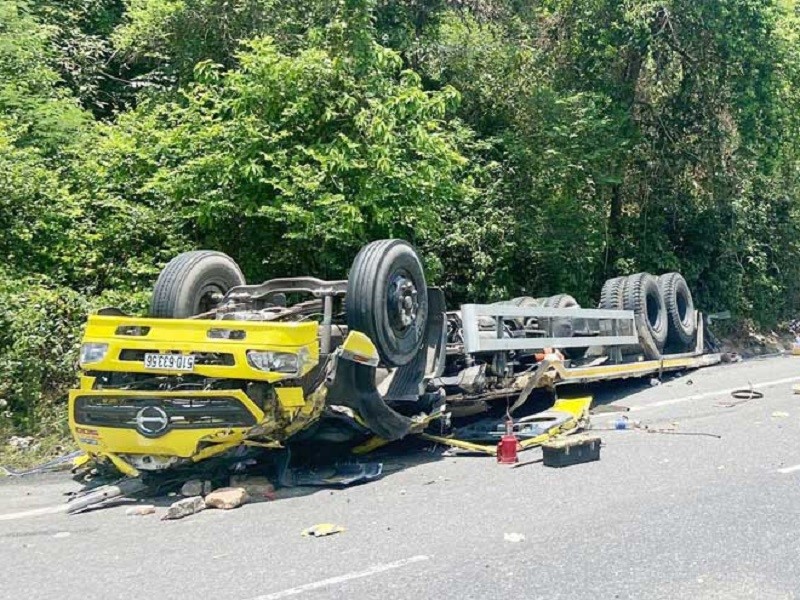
1 355 800 600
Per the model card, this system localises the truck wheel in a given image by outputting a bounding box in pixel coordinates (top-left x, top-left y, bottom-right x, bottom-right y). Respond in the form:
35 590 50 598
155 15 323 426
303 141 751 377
500 296 547 329
346 240 428 368
544 294 587 359
598 276 626 310
150 251 245 318
623 273 668 350
658 272 696 346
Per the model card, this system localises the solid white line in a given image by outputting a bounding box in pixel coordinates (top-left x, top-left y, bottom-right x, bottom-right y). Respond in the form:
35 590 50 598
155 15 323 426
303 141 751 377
777 464 800 474
625 375 800 413
0 504 69 521
248 555 431 600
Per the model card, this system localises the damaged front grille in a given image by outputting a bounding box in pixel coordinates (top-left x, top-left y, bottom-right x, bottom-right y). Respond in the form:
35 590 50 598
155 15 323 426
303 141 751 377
73 395 257 434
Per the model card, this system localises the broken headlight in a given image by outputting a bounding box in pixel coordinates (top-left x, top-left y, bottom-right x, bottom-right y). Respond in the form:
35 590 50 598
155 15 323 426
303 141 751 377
246 348 309 375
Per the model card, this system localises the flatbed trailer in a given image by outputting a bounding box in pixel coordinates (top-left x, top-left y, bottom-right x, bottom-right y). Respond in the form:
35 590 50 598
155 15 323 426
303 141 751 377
356 303 720 456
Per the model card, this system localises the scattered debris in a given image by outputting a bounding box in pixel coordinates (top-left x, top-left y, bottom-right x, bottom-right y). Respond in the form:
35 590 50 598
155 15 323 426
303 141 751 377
1 450 84 477
613 415 642 430
771 411 790 418
302 523 346 538
7 436 36 451
53 532 71 539
590 404 630 415
204 487 249 510
229 475 275 500
721 353 742 363
649 378 661 387
180 479 213 498
67 478 148 514
542 435 601 468
717 387 763 407
126 505 156 517
423 476 450 485
163 496 206 520
503 533 525 543
290 463 383 487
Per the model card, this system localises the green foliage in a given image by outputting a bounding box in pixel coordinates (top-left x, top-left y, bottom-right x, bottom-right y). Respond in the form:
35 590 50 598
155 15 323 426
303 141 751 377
89 36 478 279
0 0 88 153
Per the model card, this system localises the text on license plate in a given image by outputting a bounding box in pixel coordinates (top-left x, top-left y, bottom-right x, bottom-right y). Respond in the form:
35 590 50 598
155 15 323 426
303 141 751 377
143 353 195 371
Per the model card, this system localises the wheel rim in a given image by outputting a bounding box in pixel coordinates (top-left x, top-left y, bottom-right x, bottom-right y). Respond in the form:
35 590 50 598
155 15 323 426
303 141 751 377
646 292 662 330
387 270 419 333
195 282 226 314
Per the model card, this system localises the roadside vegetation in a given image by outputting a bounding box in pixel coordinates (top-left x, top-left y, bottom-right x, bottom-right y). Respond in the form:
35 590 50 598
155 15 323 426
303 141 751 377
2 0 800 449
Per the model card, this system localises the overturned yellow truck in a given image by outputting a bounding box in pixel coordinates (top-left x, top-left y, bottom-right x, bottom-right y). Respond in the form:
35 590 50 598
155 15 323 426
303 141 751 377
69 240 719 478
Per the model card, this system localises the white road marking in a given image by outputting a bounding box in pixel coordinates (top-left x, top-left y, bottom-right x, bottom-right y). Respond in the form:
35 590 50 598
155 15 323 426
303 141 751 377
0 504 69 521
777 464 800 474
624 375 800 413
247 555 431 600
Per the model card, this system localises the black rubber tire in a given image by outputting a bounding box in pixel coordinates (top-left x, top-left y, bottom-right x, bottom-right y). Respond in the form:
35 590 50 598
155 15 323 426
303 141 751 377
544 294 587 359
500 296 547 329
346 240 428 368
598 276 626 310
623 273 668 349
658 272 696 346
150 251 245 318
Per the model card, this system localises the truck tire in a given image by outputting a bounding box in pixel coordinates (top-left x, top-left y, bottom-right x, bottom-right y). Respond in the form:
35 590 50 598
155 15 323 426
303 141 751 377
501 296 547 329
544 294 587 360
623 273 668 350
346 240 428 368
598 276 626 310
658 272 696 346
150 251 245 318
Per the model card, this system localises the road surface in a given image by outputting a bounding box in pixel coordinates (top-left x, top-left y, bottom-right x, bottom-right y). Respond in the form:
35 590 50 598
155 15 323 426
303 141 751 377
1 354 799 600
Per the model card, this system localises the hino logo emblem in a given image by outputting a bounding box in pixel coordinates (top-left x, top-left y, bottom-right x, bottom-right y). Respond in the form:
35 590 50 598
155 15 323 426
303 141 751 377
135 405 170 437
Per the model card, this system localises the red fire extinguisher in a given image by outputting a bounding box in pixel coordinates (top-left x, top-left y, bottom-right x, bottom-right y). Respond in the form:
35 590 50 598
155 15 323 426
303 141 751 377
496 416 519 464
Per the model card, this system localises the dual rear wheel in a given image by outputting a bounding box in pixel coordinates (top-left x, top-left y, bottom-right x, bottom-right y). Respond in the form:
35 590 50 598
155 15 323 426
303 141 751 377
598 271 696 356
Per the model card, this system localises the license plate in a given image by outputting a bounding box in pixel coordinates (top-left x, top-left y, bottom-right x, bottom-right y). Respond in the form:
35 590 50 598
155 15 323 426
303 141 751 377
143 353 195 372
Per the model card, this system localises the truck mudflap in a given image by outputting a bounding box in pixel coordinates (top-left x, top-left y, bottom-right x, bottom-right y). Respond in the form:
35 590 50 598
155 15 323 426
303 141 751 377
326 289 447 442
326 357 414 441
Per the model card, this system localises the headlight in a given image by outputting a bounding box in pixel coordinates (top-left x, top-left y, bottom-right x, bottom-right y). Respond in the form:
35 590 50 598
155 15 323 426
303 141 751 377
247 348 309 375
80 343 109 366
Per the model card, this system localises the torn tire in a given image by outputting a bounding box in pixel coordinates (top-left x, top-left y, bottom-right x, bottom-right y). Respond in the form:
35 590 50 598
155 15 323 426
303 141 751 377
544 294 587 360
346 240 428 368
658 272 696 346
623 273 668 351
150 251 245 318
598 276 626 310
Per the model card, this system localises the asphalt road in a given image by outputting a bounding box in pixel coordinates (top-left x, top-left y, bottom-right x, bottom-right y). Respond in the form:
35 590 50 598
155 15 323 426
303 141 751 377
2 355 800 600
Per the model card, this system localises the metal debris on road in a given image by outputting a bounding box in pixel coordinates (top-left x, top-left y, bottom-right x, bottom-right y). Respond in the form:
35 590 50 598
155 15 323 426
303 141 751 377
717 386 763 407
289 463 383 487
542 434 601 468
301 523 346 538
1 450 84 478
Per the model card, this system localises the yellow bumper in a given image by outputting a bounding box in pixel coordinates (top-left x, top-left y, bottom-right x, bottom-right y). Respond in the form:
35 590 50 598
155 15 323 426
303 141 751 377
68 389 265 458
